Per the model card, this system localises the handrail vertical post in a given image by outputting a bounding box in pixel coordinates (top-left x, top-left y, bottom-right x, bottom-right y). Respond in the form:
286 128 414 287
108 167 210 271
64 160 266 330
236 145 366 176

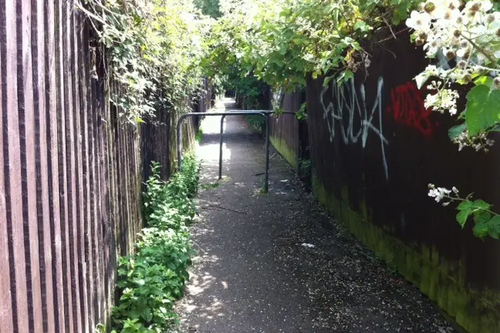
219 115 225 180
173 111 295 192
264 113 270 193
177 115 183 171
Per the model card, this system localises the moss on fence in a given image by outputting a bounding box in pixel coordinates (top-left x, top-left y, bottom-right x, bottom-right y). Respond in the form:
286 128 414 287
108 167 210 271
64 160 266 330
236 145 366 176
312 172 500 333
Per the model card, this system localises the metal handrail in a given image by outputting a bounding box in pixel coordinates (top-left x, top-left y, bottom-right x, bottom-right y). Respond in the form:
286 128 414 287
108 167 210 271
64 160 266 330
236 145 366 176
177 110 296 193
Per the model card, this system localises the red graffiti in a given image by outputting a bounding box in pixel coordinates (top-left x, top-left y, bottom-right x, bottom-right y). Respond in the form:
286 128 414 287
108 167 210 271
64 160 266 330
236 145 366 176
387 82 439 136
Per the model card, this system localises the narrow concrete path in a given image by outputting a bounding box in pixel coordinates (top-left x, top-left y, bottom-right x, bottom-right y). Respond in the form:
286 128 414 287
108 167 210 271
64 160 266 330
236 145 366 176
176 99 456 333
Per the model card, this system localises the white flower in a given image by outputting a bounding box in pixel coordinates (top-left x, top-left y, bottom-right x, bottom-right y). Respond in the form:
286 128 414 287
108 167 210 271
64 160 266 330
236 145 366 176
406 11 432 32
428 187 452 202
446 0 461 10
423 1 448 19
465 0 493 13
456 47 470 58
423 36 443 57
443 8 461 22
449 105 458 115
415 66 435 88
424 88 459 115
411 0 500 130
486 12 500 28
453 131 469 151
467 24 488 37
425 93 439 110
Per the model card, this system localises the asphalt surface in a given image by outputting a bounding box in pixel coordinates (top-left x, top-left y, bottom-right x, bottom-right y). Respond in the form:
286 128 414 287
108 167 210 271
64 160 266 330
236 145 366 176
174 99 457 333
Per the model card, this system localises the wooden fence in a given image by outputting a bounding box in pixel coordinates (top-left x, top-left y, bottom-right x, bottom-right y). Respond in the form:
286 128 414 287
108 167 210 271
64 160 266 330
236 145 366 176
1 0 144 332
304 31 500 333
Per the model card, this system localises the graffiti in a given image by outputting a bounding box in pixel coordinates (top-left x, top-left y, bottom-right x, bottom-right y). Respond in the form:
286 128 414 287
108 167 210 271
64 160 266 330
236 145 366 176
320 77 389 180
387 82 439 136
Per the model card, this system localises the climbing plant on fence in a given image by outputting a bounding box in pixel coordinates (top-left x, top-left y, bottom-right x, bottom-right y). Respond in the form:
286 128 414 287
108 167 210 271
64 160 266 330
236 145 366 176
77 0 210 123
406 0 500 239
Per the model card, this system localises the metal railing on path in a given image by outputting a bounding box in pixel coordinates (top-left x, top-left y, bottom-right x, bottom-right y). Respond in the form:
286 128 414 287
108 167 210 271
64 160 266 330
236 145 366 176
177 110 296 193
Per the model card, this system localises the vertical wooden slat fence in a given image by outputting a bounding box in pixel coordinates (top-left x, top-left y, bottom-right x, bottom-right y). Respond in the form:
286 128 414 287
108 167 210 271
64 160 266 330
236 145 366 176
0 1 145 332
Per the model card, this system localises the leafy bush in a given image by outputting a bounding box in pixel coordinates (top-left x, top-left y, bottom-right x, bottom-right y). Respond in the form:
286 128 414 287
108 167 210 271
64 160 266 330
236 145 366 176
111 156 199 333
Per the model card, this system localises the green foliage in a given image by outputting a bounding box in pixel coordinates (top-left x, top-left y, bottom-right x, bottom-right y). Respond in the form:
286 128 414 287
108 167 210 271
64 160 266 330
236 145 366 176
456 198 500 240
200 182 220 190
111 156 200 333
296 102 307 120
300 159 311 172
299 159 311 179
203 0 423 92
245 114 266 133
94 324 106 333
465 85 500 136
193 0 221 18
195 129 204 144
78 0 209 123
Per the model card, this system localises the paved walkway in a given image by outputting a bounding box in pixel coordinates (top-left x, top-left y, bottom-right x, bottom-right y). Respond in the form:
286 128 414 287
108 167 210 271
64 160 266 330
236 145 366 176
176 99 457 333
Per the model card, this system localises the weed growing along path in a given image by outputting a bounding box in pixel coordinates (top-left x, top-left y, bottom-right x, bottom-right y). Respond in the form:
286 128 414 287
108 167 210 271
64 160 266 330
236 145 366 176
175 99 457 333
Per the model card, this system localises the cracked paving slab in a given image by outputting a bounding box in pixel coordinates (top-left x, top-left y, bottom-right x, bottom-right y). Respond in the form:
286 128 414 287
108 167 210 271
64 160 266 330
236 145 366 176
174 99 457 333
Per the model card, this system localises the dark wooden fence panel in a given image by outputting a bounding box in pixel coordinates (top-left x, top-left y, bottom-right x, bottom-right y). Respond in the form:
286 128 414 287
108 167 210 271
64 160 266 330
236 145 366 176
269 90 303 172
306 30 500 333
0 1 145 332
141 88 212 182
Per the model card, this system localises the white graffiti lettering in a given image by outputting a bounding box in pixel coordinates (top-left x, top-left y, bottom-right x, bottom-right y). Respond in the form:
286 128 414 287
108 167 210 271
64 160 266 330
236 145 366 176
320 77 389 180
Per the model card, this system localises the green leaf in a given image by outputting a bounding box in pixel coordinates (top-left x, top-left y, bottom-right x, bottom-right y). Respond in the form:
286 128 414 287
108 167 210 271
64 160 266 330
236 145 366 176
465 85 500 136
141 308 153 322
471 199 490 211
473 76 494 87
473 211 492 225
473 222 490 238
473 215 500 239
457 201 473 211
354 21 369 32
457 200 491 229
487 216 500 239
456 209 471 228
344 70 354 81
448 123 467 140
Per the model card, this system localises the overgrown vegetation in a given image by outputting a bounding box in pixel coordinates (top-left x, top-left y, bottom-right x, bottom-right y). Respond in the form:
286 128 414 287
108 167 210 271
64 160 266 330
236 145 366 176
111 156 199 333
78 0 210 123
203 0 424 93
